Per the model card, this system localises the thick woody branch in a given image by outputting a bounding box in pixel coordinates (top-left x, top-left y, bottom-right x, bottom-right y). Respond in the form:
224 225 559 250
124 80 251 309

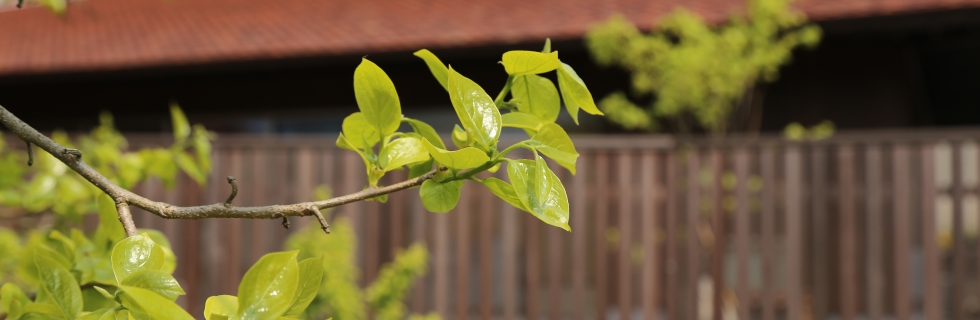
0 105 435 228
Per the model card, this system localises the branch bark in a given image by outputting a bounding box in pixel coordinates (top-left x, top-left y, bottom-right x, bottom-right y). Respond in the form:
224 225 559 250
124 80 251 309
0 105 435 232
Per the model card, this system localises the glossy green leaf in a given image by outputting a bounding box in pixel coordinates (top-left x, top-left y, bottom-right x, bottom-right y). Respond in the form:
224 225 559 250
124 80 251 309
169 104 191 142
120 270 185 301
139 229 177 274
34 255 82 319
342 112 381 149
524 123 579 174
284 258 323 316
557 63 603 124
413 49 449 91
447 67 501 151
81 287 118 312
97 195 125 243
408 159 434 179
354 58 402 137
204 295 238 320
403 118 445 149
77 308 116 320
110 234 165 284
116 286 194 320
23 303 63 317
502 51 560 75
451 125 469 149
379 137 429 172
419 180 464 213
512 75 560 123
479 178 527 212
501 112 544 132
507 156 570 231
421 138 490 170
2 283 30 320
236 251 299 320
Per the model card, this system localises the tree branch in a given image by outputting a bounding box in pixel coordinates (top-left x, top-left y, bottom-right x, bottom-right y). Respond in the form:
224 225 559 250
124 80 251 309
0 105 435 230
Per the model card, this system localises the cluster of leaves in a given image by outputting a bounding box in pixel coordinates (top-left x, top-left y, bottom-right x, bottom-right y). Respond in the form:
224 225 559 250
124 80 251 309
339 41 602 230
585 0 821 133
782 120 834 141
284 218 435 320
0 105 212 222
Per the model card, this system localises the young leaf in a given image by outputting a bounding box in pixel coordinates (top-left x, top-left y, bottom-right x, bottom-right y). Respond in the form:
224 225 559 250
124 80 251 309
421 138 490 170
110 234 165 284
379 137 430 172
506 156 570 231
447 67 501 151
2 283 30 320
92 286 114 300
119 270 185 301
511 75 560 123
557 62 603 124
413 49 449 91
76 308 116 320
408 159 434 179
524 123 579 174
403 118 445 149
23 302 63 317
451 125 469 149
501 112 544 132
116 286 194 320
34 245 72 272
283 258 323 316
419 180 464 213
96 195 125 243
236 251 300 320
354 58 402 137
342 113 381 149
479 178 528 212
204 295 239 320
501 51 560 75
169 104 191 143
34 255 82 319
139 229 177 274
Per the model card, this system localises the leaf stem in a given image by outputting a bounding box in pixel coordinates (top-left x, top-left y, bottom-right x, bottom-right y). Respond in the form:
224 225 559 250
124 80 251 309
448 160 500 182
494 75 514 107
497 142 527 160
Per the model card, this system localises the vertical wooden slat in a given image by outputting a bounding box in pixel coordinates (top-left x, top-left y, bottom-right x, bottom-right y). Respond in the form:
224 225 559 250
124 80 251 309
838 145 858 320
710 150 724 320
810 146 829 320
666 152 680 320
502 184 519 320
892 144 912 320
456 185 472 320
249 149 268 263
226 148 244 294
479 181 494 320
595 151 610 320
686 148 701 320
641 151 659 320
734 148 750 320
921 144 942 320
434 199 450 318
572 154 589 320
365 200 380 285
526 199 541 320
342 151 365 278
410 191 429 314
785 146 803 320
952 142 965 320
549 163 565 320
618 151 633 320
390 170 407 258
180 176 203 315
865 145 884 320
760 147 776 320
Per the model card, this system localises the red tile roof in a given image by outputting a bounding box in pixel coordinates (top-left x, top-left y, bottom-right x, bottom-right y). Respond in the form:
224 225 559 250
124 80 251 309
1 0 978 76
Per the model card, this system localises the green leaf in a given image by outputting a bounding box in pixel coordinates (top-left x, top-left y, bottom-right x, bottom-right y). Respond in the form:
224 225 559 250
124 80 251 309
447 67 501 151
379 137 430 172
542 38 552 53
175 152 206 185
403 118 445 149
284 258 323 316
501 51 560 75
479 178 528 212
413 49 449 91
557 63 602 124
47 230 76 262
34 245 72 273
354 58 402 137
120 270 185 301
408 159 435 179
97 195 125 243
506 155 570 231
23 303 63 317
451 125 469 149
342 112 381 149
116 286 194 320
169 104 191 143
524 123 579 174
34 255 82 319
139 229 177 274
110 234 165 284
512 75 560 123
91 286 114 300
2 283 30 320
204 295 238 320
421 138 490 170
501 112 544 132
76 308 116 320
419 180 464 213
236 251 299 320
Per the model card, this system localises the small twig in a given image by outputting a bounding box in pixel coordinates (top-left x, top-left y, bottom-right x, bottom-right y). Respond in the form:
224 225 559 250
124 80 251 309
279 214 290 229
224 176 238 207
308 206 330 234
24 140 32 166
16 0 23 8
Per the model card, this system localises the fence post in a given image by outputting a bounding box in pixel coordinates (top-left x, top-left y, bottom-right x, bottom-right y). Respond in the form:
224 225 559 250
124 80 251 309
785 146 803 320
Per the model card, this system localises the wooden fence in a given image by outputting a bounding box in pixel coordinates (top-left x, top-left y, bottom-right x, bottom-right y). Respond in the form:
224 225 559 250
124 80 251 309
74 129 980 319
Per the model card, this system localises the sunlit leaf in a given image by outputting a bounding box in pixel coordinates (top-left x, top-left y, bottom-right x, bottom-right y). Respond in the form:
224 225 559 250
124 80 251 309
421 138 489 170
236 251 299 320
506 156 570 231
120 270 185 301
354 58 402 137
524 123 579 174
34 255 82 319
76 308 116 320
451 125 469 149
116 286 194 320
283 257 323 316
379 137 429 172
2 283 30 320
169 104 191 143
110 234 165 284
342 113 381 149
557 63 603 124
413 49 449 91
204 295 238 320
419 180 463 213
479 178 527 212
403 118 445 149
501 51 560 75
501 112 544 132
96 195 125 243
512 75 560 123
447 67 501 151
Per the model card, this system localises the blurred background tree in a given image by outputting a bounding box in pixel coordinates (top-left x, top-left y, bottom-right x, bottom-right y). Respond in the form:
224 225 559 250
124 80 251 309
585 0 821 134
